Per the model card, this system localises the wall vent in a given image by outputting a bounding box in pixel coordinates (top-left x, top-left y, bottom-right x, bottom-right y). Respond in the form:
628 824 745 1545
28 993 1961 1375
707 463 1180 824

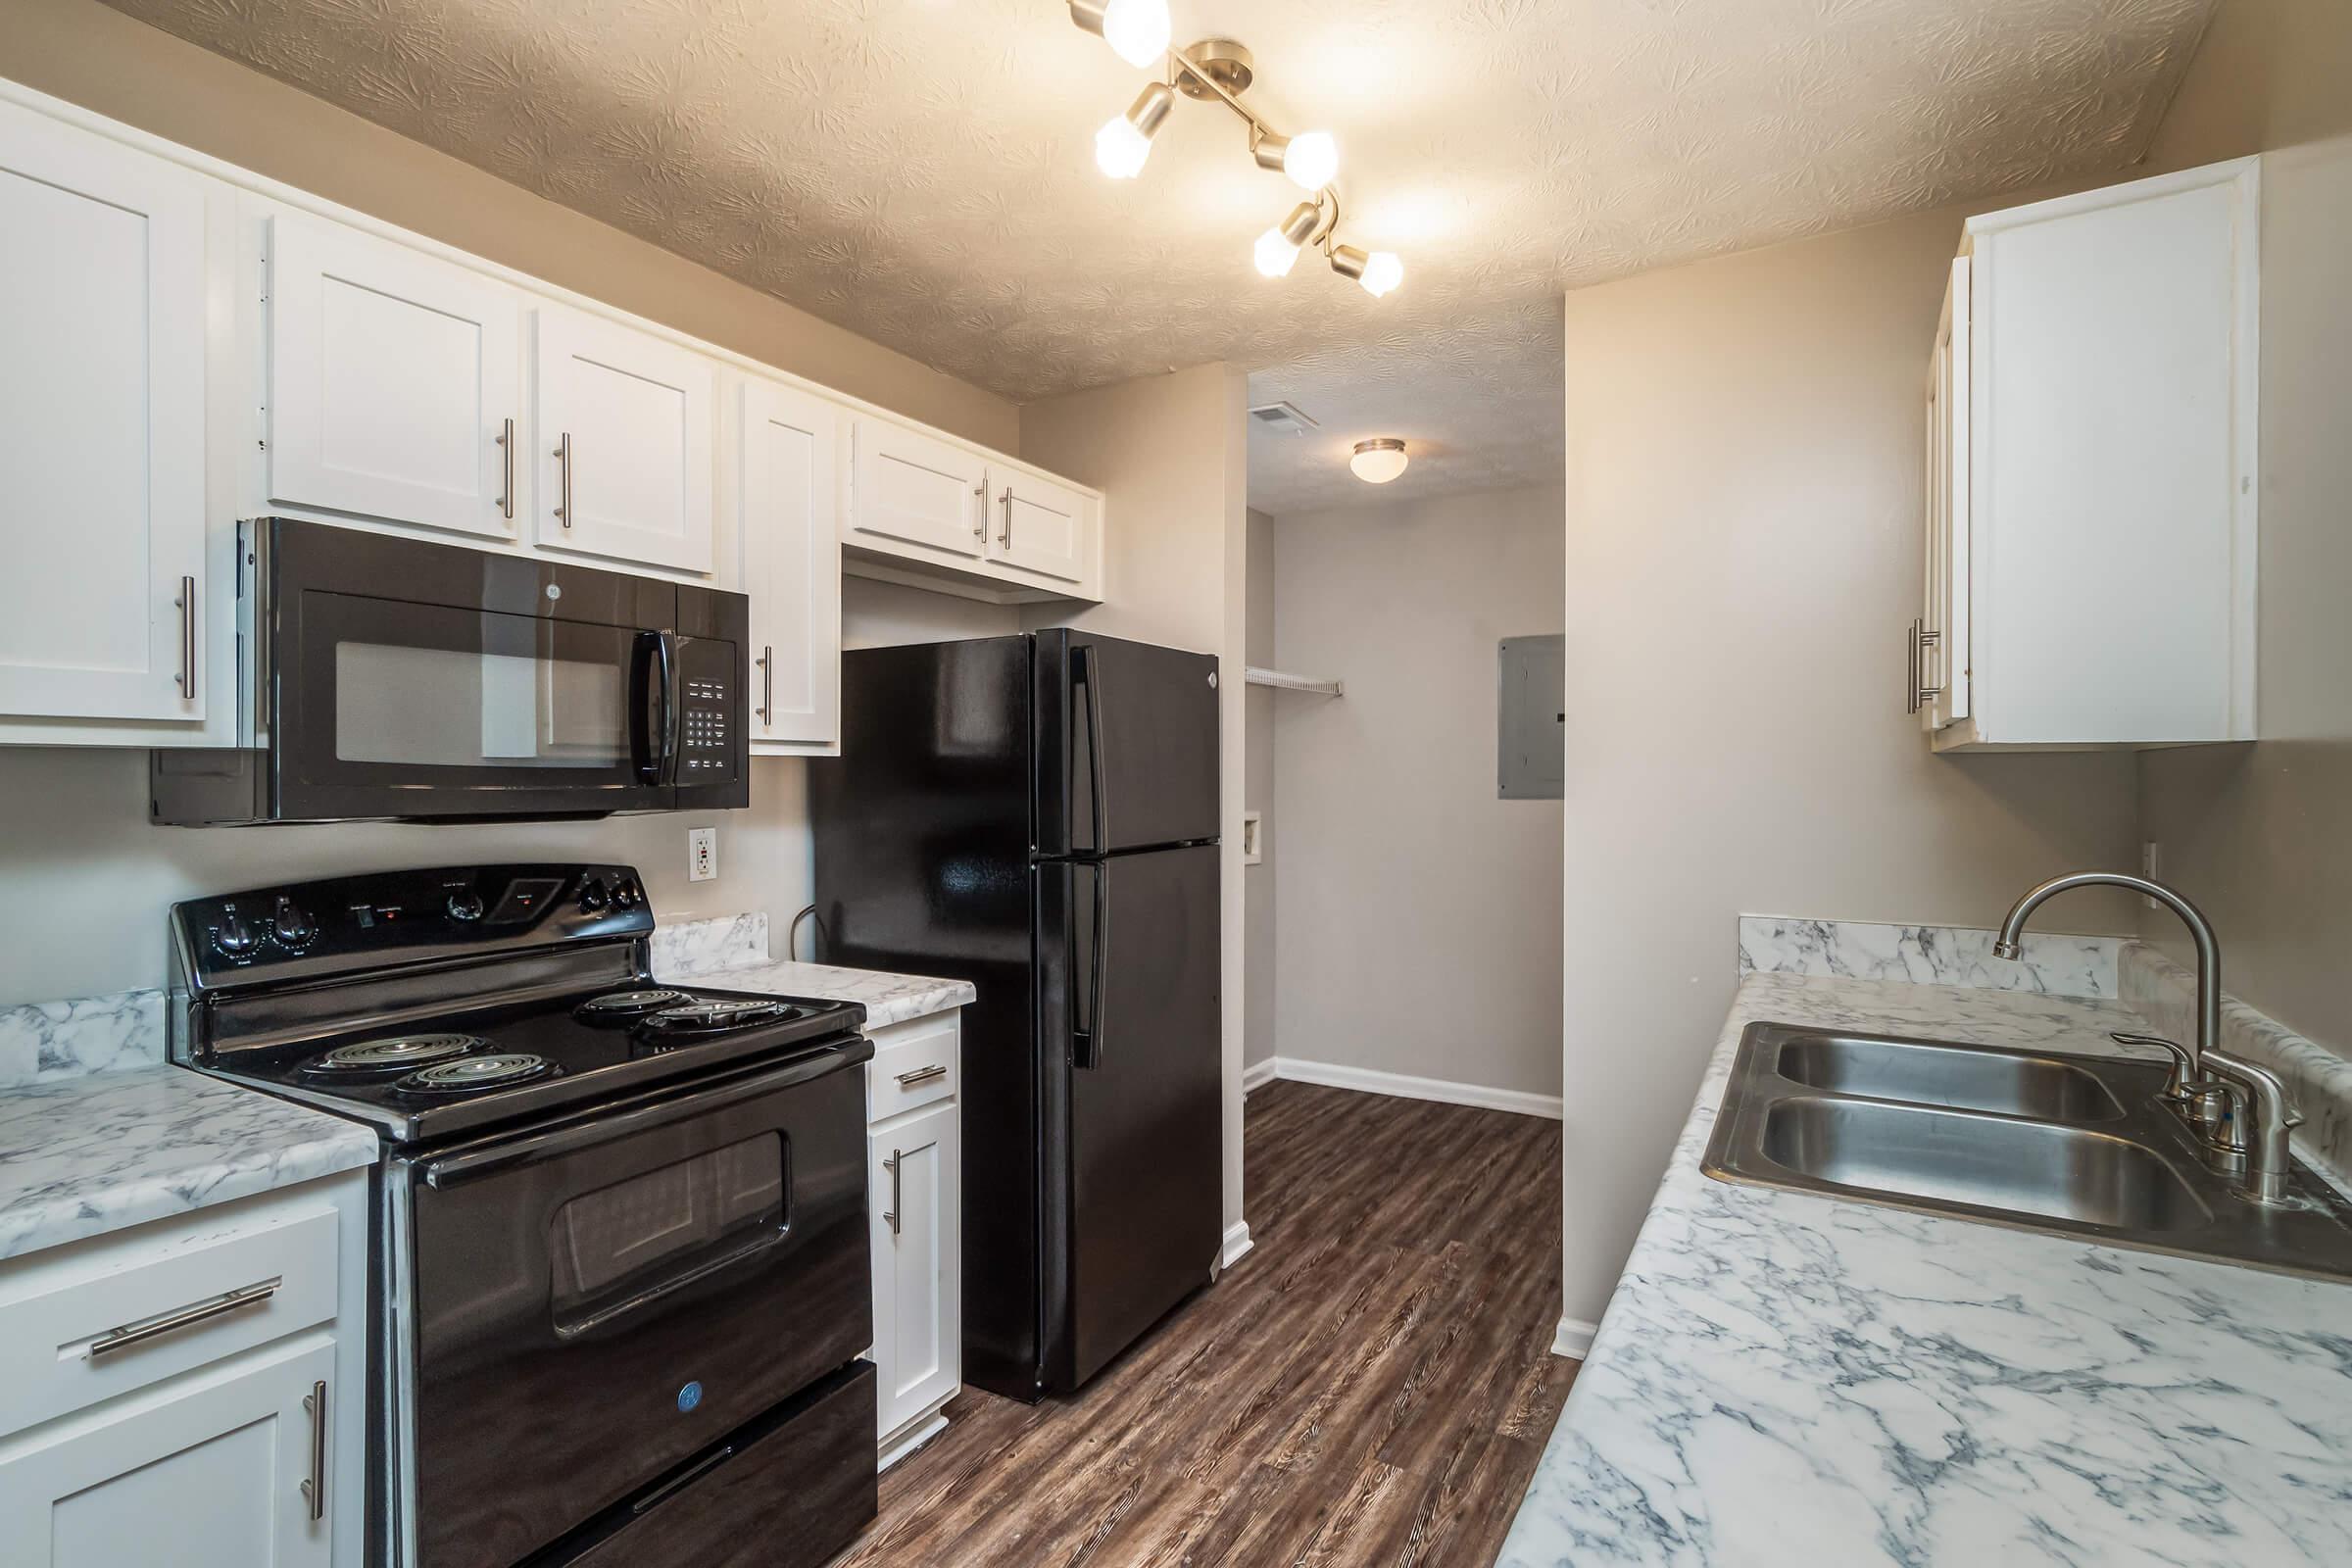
1248 401 1320 436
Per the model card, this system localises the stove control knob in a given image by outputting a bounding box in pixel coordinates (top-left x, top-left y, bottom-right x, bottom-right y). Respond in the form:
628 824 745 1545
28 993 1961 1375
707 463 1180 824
446 890 486 924
612 879 639 911
270 897 317 953
212 906 260 959
578 878 611 914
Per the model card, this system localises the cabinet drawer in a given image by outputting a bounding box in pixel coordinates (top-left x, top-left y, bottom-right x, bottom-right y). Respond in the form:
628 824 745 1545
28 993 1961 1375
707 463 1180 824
865 1014 958 1124
0 1199 340 1435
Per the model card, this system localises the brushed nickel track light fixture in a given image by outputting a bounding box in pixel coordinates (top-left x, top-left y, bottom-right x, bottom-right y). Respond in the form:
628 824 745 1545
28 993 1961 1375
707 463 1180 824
1068 6 1403 298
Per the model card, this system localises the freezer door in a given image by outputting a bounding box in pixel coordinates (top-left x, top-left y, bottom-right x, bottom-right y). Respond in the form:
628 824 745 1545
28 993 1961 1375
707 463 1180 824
1035 629 1220 857
1048 844 1223 1390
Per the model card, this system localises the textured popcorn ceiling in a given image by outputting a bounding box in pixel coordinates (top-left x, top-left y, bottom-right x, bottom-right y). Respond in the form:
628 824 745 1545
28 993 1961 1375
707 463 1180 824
102 0 2215 513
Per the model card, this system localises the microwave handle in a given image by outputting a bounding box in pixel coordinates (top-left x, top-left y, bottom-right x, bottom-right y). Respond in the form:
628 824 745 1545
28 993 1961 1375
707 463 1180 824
418 1050 859 1190
629 631 673 786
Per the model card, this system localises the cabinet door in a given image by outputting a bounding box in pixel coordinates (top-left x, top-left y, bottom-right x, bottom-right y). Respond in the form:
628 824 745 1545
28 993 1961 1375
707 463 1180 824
870 1103 959 1442
0 99 207 722
1923 256 1971 731
267 214 522 538
534 304 716 573
985 466 1093 588
741 378 842 750
848 416 987 561
0 1338 333 1568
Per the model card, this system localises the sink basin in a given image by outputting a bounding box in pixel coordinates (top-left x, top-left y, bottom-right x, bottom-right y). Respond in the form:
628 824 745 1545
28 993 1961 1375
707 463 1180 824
1758 1097 2209 1231
1704 1021 2352 1281
1774 1033 2125 1121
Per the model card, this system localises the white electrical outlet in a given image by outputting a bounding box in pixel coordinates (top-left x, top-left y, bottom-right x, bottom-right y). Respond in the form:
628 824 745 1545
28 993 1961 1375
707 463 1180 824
689 827 718 883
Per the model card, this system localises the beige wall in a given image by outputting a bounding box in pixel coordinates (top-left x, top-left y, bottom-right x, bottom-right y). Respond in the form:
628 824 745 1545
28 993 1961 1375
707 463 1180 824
1018 366 1251 1246
1245 510 1278 1071
1556 212 2146 1333
4 0 1018 451
2132 0 2352 1055
1269 485 1567 1099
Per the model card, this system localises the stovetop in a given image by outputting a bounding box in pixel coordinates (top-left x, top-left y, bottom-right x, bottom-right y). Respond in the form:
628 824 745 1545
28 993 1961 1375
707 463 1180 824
195 979 863 1144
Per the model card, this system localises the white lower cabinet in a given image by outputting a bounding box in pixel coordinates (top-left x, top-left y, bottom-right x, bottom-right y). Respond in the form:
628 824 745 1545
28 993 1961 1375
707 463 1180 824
0 1337 335 1568
865 1012 961 1467
0 1173 367 1566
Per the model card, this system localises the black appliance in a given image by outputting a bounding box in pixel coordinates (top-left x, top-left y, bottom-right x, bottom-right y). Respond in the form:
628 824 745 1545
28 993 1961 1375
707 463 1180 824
169 864 876 1568
151 517 748 825
812 629 1222 1400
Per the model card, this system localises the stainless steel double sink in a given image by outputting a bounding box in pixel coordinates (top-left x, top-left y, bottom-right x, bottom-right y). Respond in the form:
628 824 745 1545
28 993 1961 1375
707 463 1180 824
1703 1023 2352 1281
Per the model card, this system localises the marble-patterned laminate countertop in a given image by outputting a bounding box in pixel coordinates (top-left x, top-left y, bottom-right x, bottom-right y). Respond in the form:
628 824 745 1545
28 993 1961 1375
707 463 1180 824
1499 972 2352 1568
0 1065 378 1263
669 957 974 1031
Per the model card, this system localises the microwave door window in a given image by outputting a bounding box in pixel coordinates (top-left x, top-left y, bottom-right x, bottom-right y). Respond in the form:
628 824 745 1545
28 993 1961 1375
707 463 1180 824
326 615 631 771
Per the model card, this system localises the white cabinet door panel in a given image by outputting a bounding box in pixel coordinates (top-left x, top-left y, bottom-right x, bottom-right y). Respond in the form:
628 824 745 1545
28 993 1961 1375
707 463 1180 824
0 1338 333 1568
849 416 986 560
268 214 521 538
986 467 1092 587
534 305 715 573
0 99 207 722
870 1103 959 1441
740 378 841 751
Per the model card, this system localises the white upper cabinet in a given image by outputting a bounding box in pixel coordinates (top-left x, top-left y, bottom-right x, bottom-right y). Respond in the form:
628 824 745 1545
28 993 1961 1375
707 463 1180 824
533 303 716 574
266 214 522 539
986 466 1094 589
739 377 842 753
849 415 988 561
0 98 208 726
1921 157 2259 751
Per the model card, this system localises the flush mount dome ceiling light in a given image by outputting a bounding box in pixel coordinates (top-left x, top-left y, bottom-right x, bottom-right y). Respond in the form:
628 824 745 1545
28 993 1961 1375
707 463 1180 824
1066 13 1403 298
1349 438 1408 484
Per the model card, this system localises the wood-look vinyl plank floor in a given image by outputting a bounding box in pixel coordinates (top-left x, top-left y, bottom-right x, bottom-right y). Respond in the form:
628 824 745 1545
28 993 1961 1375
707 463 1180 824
829 1080 1572 1568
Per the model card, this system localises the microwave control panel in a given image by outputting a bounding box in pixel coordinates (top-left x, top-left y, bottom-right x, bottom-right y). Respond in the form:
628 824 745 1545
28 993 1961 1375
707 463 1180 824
674 638 743 787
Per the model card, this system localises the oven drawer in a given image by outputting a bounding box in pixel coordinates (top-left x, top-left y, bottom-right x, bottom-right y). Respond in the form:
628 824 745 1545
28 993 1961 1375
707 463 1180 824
0 1187 341 1435
866 1013 958 1124
537 1360 877 1568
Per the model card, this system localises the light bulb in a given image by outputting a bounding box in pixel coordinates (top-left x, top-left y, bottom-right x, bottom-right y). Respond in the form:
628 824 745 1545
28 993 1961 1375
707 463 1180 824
1350 439 1408 484
1254 227 1301 278
1282 130 1338 191
1100 0 1171 69
1358 251 1404 297
1095 116 1151 179
1092 83 1174 180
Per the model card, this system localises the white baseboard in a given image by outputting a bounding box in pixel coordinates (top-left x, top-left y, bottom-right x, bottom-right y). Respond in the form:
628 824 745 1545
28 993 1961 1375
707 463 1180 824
1241 1056 1280 1094
1219 1219 1255 1271
1551 1315 1597 1359
1252 1055 1564 1120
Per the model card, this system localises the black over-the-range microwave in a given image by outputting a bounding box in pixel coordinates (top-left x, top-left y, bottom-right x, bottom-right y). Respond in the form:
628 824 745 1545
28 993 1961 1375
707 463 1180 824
151 517 749 825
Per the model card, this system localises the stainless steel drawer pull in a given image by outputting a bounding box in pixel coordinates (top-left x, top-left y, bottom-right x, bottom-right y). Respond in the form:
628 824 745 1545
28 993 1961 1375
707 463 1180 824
554 431 574 528
496 416 515 519
88 1277 280 1358
884 1149 904 1236
302 1379 327 1522
895 1063 948 1088
174 576 196 699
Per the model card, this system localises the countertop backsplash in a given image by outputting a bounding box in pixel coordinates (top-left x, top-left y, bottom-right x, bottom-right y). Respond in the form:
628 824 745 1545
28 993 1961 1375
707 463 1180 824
649 911 771 979
0 988 166 1090
1739 915 2122 999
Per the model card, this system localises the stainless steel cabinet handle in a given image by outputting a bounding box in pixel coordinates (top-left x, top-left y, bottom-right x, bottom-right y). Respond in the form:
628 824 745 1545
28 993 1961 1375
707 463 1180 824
883 1149 904 1236
895 1063 947 1088
496 416 515 519
1917 625 1944 707
1905 618 1922 716
301 1379 327 1522
757 646 774 724
89 1277 279 1358
554 431 573 528
971 481 985 540
174 576 196 699
1000 486 1013 547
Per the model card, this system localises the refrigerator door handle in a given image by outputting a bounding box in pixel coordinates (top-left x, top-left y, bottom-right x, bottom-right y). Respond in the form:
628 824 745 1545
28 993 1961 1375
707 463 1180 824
1072 861 1109 1069
1074 643 1107 856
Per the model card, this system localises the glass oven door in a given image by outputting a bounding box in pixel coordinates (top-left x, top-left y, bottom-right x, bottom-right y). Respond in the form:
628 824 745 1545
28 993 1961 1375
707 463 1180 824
401 1051 871 1568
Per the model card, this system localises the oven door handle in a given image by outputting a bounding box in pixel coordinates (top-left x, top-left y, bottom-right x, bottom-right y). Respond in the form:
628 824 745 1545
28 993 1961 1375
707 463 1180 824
417 1050 860 1190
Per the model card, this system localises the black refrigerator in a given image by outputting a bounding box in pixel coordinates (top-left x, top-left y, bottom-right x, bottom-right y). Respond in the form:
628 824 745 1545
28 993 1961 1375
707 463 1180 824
811 629 1223 1401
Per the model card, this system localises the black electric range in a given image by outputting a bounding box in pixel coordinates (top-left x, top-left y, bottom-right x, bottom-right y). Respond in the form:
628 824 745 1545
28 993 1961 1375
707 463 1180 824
167 862 880 1568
